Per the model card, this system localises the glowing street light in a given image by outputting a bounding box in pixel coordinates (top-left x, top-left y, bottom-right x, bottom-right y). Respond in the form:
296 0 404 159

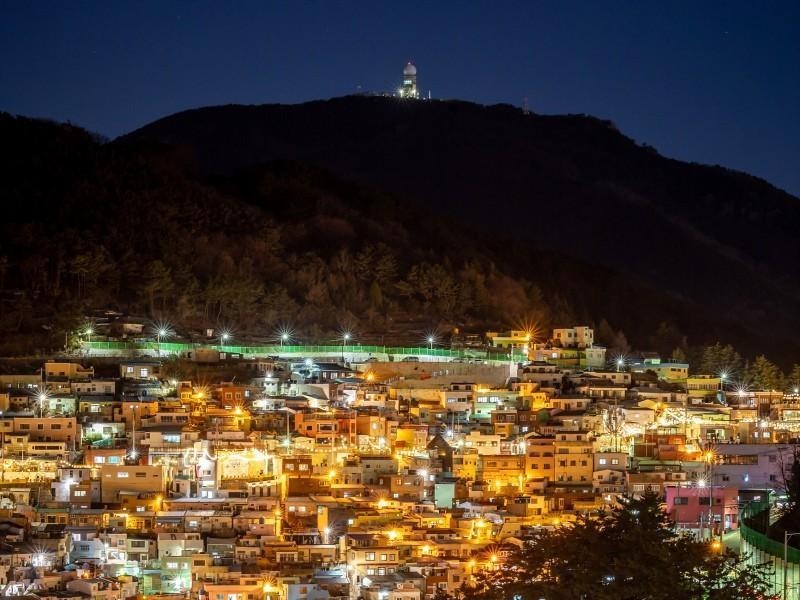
155 324 171 357
427 335 435 350
616 357 625 372
281 333 289 346
341 332 351 362
38 391 48 418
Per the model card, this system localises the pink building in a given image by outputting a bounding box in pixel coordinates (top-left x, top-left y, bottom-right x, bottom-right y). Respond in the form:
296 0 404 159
665 486 739 534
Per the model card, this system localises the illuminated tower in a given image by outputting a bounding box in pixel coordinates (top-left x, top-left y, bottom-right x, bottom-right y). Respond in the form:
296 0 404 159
400 61 418 99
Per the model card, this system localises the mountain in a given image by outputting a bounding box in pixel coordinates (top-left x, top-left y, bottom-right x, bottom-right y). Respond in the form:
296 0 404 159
121 96 800 360
0 96 798 364
0 112 658 356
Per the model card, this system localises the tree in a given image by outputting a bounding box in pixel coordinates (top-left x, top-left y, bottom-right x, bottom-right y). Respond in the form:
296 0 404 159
786 364 800 393
650 321 686 357
747 355 784 391
698 343 743 378
141 259 174 315
597 319 630 356
459 494 777 600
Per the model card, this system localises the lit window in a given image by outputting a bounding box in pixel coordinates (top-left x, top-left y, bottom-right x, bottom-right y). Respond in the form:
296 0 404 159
117 472 129 478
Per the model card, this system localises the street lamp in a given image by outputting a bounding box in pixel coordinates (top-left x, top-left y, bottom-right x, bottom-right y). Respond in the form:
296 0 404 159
281 333 288 347
341 332 351 363
129 404 138 462
786 532 800 600
702 450 717 541
427 336 435 350
157 327 168 357
616 357 624 372
38 392 47 418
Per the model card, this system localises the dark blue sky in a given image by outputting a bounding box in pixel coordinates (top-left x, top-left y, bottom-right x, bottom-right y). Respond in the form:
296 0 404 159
2 1 799 195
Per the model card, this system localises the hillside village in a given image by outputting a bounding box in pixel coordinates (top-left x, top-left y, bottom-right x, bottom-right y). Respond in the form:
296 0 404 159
0 324 797 599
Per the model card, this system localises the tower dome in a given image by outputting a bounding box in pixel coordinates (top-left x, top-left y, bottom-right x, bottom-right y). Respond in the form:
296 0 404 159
400 61 419 99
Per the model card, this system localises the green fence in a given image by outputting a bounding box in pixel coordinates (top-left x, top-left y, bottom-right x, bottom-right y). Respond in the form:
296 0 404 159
82 341 526 363
741 502 800 563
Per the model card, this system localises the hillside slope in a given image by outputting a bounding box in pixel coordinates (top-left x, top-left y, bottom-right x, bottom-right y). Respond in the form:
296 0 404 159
0 106 797 361
122 96 800 357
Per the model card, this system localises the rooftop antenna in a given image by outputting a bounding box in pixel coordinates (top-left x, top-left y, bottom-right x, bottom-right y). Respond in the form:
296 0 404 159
522 97 530 116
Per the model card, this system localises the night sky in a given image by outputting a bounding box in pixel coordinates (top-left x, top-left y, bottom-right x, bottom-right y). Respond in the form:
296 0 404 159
2 1 798 196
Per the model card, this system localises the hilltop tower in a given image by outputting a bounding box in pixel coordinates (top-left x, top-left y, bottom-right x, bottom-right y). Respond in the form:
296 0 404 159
400 61 418 99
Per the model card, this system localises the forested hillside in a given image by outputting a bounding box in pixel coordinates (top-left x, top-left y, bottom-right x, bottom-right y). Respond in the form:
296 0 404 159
0 109 796 366
123 96 800 361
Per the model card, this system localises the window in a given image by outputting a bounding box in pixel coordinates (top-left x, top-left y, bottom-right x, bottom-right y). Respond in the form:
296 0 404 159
611 458 620 465
365 552 375 561
698 497 712 506
599 458 607 465
166 562 178 569
380 554 387 561
117 472 129 478
674 497 689 505
74 490 86 497
135 472 147 478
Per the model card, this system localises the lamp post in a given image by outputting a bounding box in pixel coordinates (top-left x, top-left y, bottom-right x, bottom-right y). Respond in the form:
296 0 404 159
785 532 800 600
281 333 288 347
703 450 716 542
341 333 350 363
130 404 138 462
427 336 434 350
38 392 47 418
157 328 167 357
616 357 624 372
